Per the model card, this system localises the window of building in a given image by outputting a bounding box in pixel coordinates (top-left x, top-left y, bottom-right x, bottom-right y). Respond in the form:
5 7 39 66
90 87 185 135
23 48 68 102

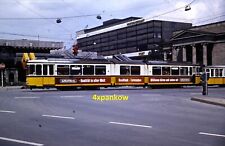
36 65 42 75
127 31 136 37
137 29 147 35
57 65 69 75
180 67 188 75
157 33 162 38
83 65 94 75
118 34 126 39
131 66 140 75
70 65 82 75
120 66 130 75
171 67 179 75
43 65 48 75
152 66 161 75
95 66 106 75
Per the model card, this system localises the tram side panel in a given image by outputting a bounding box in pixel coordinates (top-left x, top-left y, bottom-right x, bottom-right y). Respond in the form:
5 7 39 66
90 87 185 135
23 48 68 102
205 67 225 85
113 64 146 86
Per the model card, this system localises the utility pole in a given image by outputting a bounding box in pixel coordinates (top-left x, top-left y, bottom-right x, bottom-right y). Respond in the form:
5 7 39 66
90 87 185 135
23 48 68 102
0 63 5 87
1 70 3 87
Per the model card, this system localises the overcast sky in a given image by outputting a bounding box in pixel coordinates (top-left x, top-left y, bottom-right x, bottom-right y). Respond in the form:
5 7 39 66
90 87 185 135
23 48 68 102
0 0 224 48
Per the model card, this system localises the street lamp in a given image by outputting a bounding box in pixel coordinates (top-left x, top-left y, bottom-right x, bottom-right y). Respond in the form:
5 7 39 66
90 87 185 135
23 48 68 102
56 18 62 23
185 5 191 11
96 15 102 20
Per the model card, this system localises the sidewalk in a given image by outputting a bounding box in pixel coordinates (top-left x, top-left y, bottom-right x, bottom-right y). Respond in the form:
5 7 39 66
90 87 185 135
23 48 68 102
0 86 23 90
191 96 225 107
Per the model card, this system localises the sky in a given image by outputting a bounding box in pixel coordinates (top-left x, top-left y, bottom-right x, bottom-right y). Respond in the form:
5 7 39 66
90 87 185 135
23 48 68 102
0 0 224 49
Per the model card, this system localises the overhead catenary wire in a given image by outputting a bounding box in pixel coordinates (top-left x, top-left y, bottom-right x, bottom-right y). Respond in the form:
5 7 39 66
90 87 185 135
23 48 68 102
13 0 74 34
0 31 71 41
0 14 101 20
1 0 224 44
147 0 198 20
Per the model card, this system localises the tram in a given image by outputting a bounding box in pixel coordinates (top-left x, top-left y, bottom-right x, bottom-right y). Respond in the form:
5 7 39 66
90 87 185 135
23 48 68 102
204 66 225 86
25 57 205 90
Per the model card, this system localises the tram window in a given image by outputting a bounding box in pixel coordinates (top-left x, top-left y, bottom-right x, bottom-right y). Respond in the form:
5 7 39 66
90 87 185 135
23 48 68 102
192 67 196 74
83 65 94 75
196 67 200 75
162 67 170 75
49 65 54 75
211 69 214 77
180 67 188 75
131 66 140 75
207 73 210 78
219 69 223 77
57 65 69 75
36 65 42 75
43 65 47 75
215 69 219 77
152 66 161 75
28 65 35 75
70 65 82 75
95 66 106 75
171 67 179 75
189 67 192 75
120 66 130 75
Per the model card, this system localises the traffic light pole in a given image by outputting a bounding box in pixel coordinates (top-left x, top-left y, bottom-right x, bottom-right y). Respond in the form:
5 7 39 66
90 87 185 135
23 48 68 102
201 72 208 95
1 70 3 87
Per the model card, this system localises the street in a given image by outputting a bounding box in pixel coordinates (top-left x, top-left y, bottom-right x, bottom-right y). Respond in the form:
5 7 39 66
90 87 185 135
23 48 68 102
0 87 225 146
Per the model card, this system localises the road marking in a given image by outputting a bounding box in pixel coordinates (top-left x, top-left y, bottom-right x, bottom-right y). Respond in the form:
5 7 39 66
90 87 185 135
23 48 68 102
15 97 40 99
0 137 44 146
190 93 202 95
60 95 83 98
0 110 16 114
199 132 225 138
42 114 75 120
109 122 152 128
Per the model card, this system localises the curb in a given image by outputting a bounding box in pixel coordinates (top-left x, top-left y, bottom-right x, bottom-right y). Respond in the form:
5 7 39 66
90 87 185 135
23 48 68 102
191 97 225 107
0 86 23 90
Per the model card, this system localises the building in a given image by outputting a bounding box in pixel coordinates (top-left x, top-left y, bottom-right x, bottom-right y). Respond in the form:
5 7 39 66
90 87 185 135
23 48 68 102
168 20 225 65
0 39 63 86
76 17 192 60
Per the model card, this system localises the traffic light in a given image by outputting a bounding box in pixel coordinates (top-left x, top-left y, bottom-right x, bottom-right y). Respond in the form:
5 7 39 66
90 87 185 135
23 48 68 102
72 44 79 56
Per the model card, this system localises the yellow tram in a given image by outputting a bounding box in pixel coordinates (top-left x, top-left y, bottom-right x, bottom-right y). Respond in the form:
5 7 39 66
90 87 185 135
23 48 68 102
25 57 208 90
204 66 225 86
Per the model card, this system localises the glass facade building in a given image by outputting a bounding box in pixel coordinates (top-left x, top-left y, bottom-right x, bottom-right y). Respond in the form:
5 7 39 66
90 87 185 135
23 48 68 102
76 17 192 59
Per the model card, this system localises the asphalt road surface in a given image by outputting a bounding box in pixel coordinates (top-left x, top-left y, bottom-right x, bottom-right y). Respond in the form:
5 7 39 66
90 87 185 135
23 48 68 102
0 86 225 146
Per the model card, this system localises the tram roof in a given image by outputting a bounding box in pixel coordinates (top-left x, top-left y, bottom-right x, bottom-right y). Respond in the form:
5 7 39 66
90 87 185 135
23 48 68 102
146 61 199 66
205 65 225 68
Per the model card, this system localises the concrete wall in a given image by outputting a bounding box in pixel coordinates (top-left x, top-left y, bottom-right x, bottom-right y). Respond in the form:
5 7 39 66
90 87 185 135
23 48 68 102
212 42 225 65
192 21 225 33
0 39 64 49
